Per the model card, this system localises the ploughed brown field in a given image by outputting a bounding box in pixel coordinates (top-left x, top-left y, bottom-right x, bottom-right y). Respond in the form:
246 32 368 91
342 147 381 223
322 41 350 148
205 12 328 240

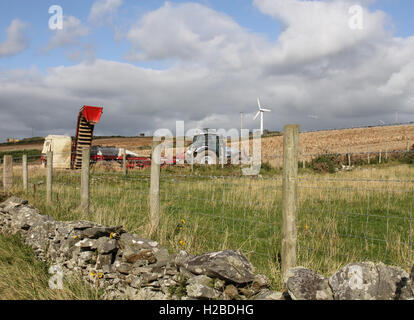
261 124 414 163
2 124 414 160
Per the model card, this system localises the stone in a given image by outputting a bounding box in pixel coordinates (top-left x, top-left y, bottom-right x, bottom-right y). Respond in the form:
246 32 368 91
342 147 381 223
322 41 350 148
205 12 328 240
153 248 170 267
213 279 225 290
136 287 168 300
117 263 132 275
178 250 255 284
71 221 99 230
238 287 255 298
399 280 414 300
141 272 160 285
186 275 220 299
171 250 194 267
251 274 271 293
0 197 28 211
329 262 409 300
81 226 123 239
79 251 95 265
96 253 113 269
376 263 410 300
118 233 162 251
75 238 97 249
96 237 118 254
10 205 51 233
224 284 239 300
159 278 178 295
285 267 333 300
124 249 156 264
25 220 56 251
130 277 142 289
253 289 284 300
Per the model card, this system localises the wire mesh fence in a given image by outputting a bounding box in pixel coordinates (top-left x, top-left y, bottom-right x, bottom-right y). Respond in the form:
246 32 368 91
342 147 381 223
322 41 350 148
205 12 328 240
1 147 414 284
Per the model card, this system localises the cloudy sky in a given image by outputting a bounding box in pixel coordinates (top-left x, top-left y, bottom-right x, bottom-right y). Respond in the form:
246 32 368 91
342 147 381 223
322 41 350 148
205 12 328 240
0 0 414 141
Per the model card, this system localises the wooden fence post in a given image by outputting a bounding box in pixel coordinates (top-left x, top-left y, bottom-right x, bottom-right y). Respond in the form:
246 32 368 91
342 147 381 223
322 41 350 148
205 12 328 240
367 145 370 164
46 151 53 203
276 150 280 169
385 145 388 161
122 148 128 175
282 124 299 278
221 144 225 169
302 147 305 169
22 154 28 192
81 147 90 215
347 147 351 167
379 150 382 164
149 139 162 237
3 155 13 191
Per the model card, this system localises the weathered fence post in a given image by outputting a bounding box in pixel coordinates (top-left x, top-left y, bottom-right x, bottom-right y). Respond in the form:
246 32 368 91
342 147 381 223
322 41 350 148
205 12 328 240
221 144 225 169
282 124 299 278
367 145 370 164
2 155 13 191
149 138 162 237
379 149 382 164
385 144 388 161
46 151 53 203
81 147 90 215
122 148 128 175
347 147 351 167
22 154 28 192
276 150 280 169
302 146 305 169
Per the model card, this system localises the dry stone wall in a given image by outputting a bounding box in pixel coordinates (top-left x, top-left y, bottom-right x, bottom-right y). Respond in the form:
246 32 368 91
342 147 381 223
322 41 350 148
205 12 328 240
0 197 281 300
1 196 413 300
285 263 414 300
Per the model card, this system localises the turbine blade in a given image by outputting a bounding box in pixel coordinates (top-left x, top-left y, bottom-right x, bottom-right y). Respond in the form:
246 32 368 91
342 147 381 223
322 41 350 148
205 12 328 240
253 111 261 120
257 97 261 109
261 108 271 112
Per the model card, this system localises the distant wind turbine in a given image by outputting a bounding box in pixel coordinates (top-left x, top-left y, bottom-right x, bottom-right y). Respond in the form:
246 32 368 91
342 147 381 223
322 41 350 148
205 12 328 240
253 98 271 135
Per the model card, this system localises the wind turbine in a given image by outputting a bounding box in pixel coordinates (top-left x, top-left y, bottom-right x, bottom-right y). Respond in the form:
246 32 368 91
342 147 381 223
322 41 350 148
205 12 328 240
253 98 271 135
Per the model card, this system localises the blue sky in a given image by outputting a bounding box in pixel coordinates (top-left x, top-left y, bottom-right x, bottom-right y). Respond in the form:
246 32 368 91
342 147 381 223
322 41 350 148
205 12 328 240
3 0 413 72
0 0 283 71
0 0 414 139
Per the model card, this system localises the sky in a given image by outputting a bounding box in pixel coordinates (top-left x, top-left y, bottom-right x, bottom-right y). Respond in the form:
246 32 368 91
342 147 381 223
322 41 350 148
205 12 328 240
0 0 414 140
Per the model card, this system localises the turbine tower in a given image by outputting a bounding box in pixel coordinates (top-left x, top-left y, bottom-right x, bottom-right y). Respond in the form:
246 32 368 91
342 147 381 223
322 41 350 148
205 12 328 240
253 98 271 135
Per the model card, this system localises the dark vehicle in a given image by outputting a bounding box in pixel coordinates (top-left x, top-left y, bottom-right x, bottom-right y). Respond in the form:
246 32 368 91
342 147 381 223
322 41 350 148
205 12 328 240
186 132 240 165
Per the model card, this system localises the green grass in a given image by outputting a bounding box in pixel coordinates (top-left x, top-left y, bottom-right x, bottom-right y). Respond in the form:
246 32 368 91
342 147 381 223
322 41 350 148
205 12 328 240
0 233 101 300
2 162 414 294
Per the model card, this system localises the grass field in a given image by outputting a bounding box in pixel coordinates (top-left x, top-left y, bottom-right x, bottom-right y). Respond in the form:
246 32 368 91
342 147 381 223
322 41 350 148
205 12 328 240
2 161 413 296
0 233 100 300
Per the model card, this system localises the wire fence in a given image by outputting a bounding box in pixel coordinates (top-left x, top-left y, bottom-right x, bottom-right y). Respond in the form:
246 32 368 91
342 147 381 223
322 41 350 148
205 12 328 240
1 145 414 282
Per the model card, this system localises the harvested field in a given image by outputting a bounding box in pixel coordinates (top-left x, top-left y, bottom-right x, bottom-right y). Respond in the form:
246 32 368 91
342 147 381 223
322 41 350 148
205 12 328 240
260 124 414 165
1 124 414 162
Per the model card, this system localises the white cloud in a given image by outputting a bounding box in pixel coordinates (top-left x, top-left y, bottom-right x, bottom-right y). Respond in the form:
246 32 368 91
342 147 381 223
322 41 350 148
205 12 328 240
88 0 123 26
125 2 269 69
252 0 388 68
0 19 28 57
46 16 90 51
1 0 414 140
